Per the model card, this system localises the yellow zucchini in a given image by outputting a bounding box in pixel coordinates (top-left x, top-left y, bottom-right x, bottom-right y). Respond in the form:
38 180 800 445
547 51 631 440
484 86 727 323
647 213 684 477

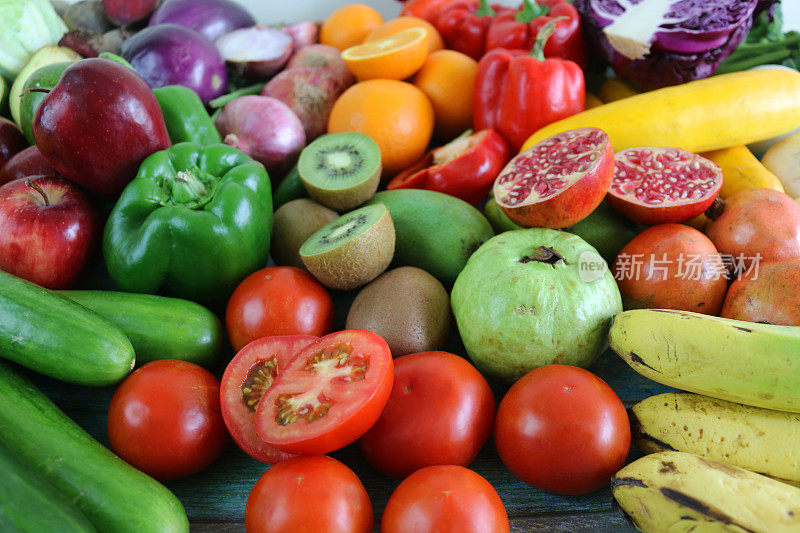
762 130 800 199
522 69 800 153
701 145 784 197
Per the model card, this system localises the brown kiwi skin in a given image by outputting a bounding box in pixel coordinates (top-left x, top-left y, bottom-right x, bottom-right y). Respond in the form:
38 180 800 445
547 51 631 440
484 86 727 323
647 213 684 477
346 266 451 357
300 205 395 291
271 199 340 269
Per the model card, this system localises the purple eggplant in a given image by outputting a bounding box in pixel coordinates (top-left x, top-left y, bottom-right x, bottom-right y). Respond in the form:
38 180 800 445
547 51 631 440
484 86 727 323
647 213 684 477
149 0 255 43
121 23 227 103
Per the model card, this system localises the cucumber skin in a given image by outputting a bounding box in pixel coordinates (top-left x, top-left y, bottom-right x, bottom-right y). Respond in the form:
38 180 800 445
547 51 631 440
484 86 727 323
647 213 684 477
58 291 222 369
0 360 189 533
0 442 96 533
367 190 495 285
0 270 134 386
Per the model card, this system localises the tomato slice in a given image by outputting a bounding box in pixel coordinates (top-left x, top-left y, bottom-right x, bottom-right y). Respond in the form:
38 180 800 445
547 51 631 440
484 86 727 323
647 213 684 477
255 329 394 455
220 335 319 464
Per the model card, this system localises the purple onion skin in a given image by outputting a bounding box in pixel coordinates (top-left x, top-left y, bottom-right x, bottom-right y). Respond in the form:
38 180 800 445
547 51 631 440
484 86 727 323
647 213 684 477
215 95 306 178
575 0 757 89
122 24 228 103
149 0 255 42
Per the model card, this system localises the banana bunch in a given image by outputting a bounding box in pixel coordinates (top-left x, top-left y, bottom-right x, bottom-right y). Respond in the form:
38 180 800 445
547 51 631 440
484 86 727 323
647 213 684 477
609 309 800 413
613 451 800 533
630 392 800 485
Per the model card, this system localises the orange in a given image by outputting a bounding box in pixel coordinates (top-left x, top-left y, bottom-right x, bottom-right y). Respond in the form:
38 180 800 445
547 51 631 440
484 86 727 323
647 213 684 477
328 79 434 177
412 49 478 141
320 4 384 51
341 27 429 81
364 16 445 55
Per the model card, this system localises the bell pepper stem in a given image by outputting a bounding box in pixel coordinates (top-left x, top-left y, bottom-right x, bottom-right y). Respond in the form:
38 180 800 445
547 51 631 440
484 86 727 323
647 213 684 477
475 0 495 17
516 0 549 23
25 180 50 207
529 17 566 60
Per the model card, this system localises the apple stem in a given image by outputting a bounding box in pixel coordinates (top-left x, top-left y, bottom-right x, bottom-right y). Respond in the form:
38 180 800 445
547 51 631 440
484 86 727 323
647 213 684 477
25 180 50 207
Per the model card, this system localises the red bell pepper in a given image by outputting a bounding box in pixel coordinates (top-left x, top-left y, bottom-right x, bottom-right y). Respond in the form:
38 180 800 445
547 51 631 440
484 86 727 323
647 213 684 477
388 129 510 205
434 0 511 60
485 0 587 68
400 0 460 23
473 21 585 152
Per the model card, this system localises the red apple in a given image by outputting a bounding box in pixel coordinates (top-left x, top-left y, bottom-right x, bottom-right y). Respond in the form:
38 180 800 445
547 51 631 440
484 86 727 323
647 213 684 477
0 177 99 289
0 117 28 171
33 58 171 196
0 146 59 187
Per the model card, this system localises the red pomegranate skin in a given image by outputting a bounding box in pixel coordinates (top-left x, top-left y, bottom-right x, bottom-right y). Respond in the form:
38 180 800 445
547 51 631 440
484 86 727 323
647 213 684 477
33 58 171 196
612 223 728 315
494 127 614 229
721 260 800 326
705 188 800 265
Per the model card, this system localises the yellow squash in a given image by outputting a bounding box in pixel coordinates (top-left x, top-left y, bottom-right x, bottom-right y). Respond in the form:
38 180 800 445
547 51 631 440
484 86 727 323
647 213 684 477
522 69 800 153
702 145 784 197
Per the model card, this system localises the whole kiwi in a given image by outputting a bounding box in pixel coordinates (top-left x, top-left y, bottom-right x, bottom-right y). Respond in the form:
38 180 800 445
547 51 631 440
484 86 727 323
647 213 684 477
271 199 339 268
346 267 451 357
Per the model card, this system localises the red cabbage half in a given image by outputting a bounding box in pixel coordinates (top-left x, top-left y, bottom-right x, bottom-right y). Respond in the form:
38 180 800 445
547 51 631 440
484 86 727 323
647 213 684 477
575 0 778 89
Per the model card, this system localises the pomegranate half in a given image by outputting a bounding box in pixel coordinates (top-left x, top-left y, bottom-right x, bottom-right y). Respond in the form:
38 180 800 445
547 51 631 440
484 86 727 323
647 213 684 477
606 147 722 225
493 127 614 229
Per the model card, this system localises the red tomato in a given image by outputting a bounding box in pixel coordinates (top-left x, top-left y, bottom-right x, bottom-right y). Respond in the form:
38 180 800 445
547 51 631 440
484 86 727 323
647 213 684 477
220 335 319 464
254 329 393 455
494 364 630 495
245 455 373 533
107 359 229 480
381 465 509 533
359 351 495 478
226 267 335 352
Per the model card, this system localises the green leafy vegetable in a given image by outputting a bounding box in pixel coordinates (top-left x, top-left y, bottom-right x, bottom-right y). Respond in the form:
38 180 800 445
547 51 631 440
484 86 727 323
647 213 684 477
0 0 67 81
716 4 800 74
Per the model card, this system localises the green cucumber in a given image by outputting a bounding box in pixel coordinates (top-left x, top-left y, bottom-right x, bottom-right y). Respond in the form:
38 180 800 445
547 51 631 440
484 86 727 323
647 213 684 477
366 189 495 285
0 360 189 533
0 441 95 533
0 270 134 386
58 291 222 368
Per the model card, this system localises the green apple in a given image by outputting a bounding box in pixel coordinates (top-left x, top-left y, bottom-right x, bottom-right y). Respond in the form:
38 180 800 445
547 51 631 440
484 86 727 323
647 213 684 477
451 228 622 382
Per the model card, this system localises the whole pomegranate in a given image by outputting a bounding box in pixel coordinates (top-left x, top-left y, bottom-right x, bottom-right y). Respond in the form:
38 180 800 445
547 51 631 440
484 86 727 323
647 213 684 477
612 224 728 315
705 188 800 269
721 260 800 326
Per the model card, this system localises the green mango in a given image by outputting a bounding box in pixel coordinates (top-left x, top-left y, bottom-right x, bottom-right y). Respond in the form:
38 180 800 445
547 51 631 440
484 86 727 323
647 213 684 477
484 197 640 264
19 62 71 144
273 165 309 208
366 189 495 285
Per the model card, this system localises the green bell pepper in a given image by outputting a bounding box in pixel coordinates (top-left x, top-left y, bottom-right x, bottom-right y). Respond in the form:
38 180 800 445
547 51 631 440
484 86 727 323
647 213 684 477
103 142 272 305
153 85 221 145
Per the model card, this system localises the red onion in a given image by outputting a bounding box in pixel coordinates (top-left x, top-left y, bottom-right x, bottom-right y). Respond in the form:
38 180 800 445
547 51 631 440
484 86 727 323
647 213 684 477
214 96 306 178
262 67 345 142
215 26 293 80
287 44 355 89
282 21 320 52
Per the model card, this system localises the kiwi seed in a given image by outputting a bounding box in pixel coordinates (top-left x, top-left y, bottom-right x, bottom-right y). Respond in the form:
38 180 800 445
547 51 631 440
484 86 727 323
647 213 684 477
299 203 395 290
298 132 382 210
346 267 452 356
271 199 340 269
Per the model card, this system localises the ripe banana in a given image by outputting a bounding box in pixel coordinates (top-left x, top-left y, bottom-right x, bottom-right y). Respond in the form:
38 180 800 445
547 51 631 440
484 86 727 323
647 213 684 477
609 309 800 413
630 392 800 485
612 451 800 533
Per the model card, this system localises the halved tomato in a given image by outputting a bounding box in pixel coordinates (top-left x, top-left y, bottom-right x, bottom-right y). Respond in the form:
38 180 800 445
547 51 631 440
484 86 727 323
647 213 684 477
220 335 319 464
254 330 394 455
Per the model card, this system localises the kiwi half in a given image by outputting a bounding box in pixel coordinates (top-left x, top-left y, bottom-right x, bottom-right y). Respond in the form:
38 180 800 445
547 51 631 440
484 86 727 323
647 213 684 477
271 199 340 268
300 203 395 290
298 132 381 210
346 267 451 356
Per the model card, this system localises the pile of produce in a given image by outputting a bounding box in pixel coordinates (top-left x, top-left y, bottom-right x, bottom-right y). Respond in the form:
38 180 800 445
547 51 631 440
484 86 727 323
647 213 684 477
1 0 799 531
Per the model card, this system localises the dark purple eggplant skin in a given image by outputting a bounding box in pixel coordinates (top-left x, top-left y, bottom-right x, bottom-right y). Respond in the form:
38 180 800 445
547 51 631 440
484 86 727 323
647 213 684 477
148 0 255 42
121 24 228 103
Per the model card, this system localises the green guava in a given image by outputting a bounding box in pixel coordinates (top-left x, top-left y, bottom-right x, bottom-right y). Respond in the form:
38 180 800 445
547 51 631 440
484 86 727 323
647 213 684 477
451 228 622 382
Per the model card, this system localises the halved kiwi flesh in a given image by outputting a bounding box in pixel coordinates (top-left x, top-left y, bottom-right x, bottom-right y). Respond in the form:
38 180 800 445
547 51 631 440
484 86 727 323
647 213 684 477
298 132 381 210
300 203 395 290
